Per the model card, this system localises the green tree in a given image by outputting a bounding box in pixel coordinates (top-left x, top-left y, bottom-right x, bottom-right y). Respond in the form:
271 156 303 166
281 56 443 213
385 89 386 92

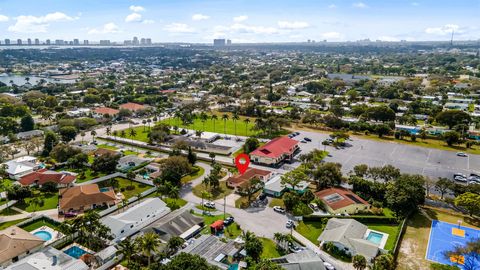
385 174 426 218
243 137 260 154
436 110 471 129
375 124 391 138
244 118 251 136
443 131 461 146
166 236 185 256
221 114 229 136
116 238 136 268
136 232 161 267
59 126 78 142
160 252 219 270
20 114 35 131
313 162 343 190
281 168 308 191
353 254 367 270
211 115 218 133
435 178 454 199
232 112 240 136
43 131 58 155
373 254 395 270
243 231 263 262
454 192 480 216
92 153 120 173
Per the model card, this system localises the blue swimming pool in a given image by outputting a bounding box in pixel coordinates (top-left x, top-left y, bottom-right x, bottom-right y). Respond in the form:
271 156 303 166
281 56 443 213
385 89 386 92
64 246 89 259
33 231 52 241
99 187 110 192
366 231 383 245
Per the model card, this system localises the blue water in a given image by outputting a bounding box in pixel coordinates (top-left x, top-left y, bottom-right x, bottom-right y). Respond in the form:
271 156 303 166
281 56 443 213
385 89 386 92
366 231 383 245
33 231 52 241
99 187 110 192
64 246 89 259
228 264 239 270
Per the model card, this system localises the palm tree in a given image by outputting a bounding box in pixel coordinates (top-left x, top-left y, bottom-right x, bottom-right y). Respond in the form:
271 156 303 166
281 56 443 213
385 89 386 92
112 130 118 140
195 130 203 138
80 131 86 143
117 238 136 268
221 114 229 136
120 130 126 139
106 126 112 137
31 197 43 213
128 128 137 144
211 115 218 133
232 113 240 137
147 119 152 130
136 232 161 267
200 112 208 131
142 120 147 131
353 255 367 270
244 118 251 136
90 130 97 143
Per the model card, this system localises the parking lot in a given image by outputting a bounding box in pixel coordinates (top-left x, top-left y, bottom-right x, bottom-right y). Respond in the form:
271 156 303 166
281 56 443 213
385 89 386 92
287 130 480 181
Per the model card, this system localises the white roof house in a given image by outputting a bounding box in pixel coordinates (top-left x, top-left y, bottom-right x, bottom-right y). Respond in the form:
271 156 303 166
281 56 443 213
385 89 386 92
4 247 88 270
3 156 38 179
102 198 171 243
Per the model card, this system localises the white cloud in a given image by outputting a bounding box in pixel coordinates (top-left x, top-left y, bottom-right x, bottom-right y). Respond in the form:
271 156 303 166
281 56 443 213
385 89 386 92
277 21 310 29
164 23 195 33
125 13 142 23
233 15 248 22
129 5 145 12
8 12 75 33
88 22 120 34
425 24 459 35
230 23 278 34
0 15 9 22
192 14 210 21
353 2 368 8
328 4 337 8
142 19 155 24
321 31 342 39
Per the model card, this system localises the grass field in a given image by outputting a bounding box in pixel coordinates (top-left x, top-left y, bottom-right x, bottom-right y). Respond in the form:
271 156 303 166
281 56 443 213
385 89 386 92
0 208 21 216
162 116 258 137
163 197 187 210
397 207 480 270
0 218 28 230
367 223 401 251
181 165 205 184
192 181 233 200
21 218 62 232
16 192 58 212
260 238 282 259
296 219 327 245
268 198 285 208
98 177 152 200
0 179 15 191
97 144 118 150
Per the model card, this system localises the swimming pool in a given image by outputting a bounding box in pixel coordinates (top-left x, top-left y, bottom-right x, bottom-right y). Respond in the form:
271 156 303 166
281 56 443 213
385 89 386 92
366 231 383 245
99 187 110 192
64 246 89 259
33 231 52 241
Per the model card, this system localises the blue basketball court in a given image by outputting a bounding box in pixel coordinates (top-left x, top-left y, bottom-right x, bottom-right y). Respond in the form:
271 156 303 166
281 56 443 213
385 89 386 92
426 220 480 269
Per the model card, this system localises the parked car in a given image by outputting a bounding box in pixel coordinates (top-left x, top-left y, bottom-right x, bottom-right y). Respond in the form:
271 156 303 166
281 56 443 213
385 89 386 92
454 175 468 182
273 206 286 213
258 193 267 201
288 242 303 253
454 173 467 179
203 201 216 208
300 140 307 143
456 152 468 157
64 211 78 218
304 137 312 142
294 132 300 135
286 220 295 228
224 216 235 226
323 262 335 270
470 173 480 178
308 203 319 211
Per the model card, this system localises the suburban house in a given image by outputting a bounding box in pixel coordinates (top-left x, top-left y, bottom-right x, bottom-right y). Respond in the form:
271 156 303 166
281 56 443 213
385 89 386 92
318 218 388 263
226 168 272 189
119 102 146 112
16 130 44 140
4 247 89 270
183 234 241 270
263 174 309 197
271 250 326 270
142 208 204 242
93 107 119 118
102 198 171 243
315 187 370 215
18 169 76 188
250 136 299 166
0 226 45 267
116 155 150 171
3 156 38 180
58 184 117 213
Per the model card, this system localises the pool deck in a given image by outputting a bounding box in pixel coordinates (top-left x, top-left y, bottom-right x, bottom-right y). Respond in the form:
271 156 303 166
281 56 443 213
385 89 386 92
30 225 63 246
364 229 389 249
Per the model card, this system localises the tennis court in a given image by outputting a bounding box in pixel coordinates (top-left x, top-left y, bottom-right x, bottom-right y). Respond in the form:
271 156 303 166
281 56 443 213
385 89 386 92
426 220 480 269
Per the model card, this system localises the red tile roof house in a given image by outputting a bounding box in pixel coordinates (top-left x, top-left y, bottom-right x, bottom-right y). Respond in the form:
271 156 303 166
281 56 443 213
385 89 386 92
315 187 371 215
18 169 76 188
249 136 300 167
58 184 117 214
119 102 146 112
226 168 272 190
94 107 120 118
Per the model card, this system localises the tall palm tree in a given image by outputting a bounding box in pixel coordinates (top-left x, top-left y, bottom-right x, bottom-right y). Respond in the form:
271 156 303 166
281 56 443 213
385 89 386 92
221 114 229 136
128 128 137 144
80 131 86 143
120 130 126 139
200 112 208 131
106 126 112 137
232 113 240 137
211 115 218 133
244 118 251 136
90 130 97 143
112 130 118 140
136 232 161 267
353 255 367 270
117 238 136 268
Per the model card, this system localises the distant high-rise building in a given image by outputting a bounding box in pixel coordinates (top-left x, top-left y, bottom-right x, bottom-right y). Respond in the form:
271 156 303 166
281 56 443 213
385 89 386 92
132 36 139 45
34 38 40 45
17 39 22 45
4 39 10 45
213 39 226 46
227 39 232 45
145 38 152 45
46 39 51 45
27 38 32 45
99 40 111 45
140 38 146 45
73 39 79 45
124 40 132 46
55 39 64 45
83 40 89 45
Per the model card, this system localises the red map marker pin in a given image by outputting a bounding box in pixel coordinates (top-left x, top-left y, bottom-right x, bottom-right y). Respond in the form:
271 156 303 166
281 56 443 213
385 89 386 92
235 153 250 175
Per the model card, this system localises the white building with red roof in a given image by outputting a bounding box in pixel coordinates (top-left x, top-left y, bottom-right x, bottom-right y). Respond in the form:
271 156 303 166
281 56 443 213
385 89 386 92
249 136 299 166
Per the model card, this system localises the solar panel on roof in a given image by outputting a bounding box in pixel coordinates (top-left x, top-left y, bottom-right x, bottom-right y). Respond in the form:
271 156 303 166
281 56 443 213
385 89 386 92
323 193 344 204
346 194 363 204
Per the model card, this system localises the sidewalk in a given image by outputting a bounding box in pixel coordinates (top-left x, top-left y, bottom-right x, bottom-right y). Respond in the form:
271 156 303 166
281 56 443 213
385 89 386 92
0 208 60 223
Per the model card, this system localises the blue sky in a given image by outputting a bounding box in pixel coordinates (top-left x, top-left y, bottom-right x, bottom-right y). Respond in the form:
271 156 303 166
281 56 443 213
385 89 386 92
0 0 478 43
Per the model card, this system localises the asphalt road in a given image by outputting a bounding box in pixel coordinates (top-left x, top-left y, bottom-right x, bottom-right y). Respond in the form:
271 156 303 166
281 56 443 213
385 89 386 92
288 130 479 181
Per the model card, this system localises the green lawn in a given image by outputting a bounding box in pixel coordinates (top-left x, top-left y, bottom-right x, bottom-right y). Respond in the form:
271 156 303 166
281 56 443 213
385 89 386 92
367 223 401 251
0 218 28 230
121 150 139 156
56 167 107 183
163 116 258 137
0 208 21 216
235 190 262 209
181 165 205 184
192 181 233 200
16 192 58 212
192 212 242 239
163 197 187 210
260 238 282 259
296 220 327 245
0 179 15 191
98 144 118 150
97 177 152 200
268 197 285 208
20 218 62 232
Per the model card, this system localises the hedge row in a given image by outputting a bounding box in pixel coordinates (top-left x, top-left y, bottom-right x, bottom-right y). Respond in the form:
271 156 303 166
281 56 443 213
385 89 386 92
303 215 399 224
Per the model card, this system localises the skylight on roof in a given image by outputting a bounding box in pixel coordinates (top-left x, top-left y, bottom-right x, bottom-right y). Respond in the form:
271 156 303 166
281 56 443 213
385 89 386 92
324 193 344 204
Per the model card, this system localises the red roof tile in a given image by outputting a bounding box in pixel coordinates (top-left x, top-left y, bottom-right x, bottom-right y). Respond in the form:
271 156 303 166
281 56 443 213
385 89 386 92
227 168 271 187
19 170 76 186
95 107 119 116
119 102 146 111
315 187 369 210
250 136 299 158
